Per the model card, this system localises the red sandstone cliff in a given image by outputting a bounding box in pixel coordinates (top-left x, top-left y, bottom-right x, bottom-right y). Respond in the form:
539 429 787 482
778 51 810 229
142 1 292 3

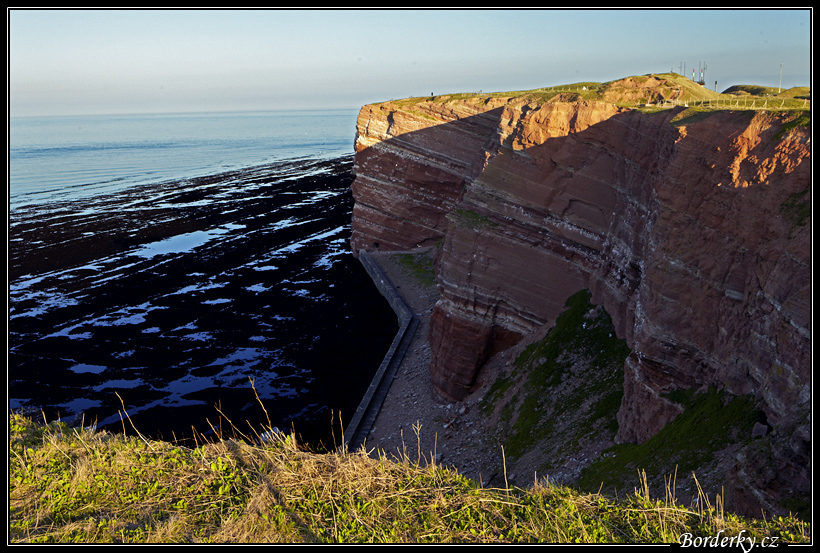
349 80 810 514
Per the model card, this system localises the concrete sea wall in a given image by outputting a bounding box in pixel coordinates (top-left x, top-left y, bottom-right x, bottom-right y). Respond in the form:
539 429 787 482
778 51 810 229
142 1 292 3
342 251 419 450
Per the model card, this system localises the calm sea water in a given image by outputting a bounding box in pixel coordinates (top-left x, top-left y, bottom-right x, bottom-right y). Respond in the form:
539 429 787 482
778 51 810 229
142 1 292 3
8 110 398 448
9 109 358 208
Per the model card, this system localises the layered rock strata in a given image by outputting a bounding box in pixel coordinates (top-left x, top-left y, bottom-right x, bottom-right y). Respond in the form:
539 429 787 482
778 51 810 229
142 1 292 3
349 88 810 491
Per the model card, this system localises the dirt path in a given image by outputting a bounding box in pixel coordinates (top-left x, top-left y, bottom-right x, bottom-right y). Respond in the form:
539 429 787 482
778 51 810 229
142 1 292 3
359 250 514 488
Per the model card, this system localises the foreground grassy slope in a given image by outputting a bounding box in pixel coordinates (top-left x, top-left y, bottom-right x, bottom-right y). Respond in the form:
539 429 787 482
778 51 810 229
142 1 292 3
9 413 810 543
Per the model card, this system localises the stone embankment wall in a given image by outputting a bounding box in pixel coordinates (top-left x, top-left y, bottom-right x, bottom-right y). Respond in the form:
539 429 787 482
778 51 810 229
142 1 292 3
342 251 418 451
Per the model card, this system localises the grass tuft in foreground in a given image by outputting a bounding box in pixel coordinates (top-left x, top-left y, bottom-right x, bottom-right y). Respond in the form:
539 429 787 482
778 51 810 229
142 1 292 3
9 413 810 544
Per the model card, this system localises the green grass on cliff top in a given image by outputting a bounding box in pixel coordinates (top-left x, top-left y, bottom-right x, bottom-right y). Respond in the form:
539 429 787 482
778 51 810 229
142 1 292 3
9 413 810 544
389 73 809 112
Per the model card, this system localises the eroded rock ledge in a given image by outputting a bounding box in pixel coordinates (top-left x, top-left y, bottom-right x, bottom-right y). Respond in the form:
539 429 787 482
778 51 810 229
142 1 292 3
349 81 810 511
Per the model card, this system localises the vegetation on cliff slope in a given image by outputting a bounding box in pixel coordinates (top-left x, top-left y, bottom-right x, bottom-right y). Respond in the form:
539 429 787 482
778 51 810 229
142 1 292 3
481 290 628 462
478 290 809 523
8 413 810 544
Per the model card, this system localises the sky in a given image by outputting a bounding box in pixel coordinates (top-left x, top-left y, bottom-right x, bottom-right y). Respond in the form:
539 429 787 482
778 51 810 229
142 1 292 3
8 8 813 117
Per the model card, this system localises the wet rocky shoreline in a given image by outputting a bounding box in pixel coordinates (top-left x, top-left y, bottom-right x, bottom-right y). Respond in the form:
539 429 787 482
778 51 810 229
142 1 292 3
9 156 399 449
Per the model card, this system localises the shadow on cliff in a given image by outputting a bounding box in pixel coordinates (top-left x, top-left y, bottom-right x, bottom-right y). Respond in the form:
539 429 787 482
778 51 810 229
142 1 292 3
349 102 811 519
350 105 509 253
350 104 647 387
352 104 688 400
353 103 809 408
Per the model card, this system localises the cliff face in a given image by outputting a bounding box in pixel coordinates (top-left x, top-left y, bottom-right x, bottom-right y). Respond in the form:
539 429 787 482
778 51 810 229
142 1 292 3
349 87 810 511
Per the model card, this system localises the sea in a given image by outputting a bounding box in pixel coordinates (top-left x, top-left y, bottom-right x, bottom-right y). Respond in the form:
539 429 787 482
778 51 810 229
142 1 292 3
8 109 399 449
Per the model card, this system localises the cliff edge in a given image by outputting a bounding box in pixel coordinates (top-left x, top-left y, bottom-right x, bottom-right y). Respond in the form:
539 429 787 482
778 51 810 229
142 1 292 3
349 75 810 518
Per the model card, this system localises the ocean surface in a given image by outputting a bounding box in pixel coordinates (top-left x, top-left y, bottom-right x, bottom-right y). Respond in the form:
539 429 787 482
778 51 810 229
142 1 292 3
9 110 357 208
8 110 399 448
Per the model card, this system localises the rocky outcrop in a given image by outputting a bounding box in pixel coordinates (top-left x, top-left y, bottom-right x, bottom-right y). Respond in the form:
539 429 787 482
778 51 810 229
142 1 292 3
349 80 810 514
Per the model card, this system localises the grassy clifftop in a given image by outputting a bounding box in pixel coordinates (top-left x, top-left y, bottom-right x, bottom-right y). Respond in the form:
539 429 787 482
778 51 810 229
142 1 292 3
389 73 810 112
9 412 810 543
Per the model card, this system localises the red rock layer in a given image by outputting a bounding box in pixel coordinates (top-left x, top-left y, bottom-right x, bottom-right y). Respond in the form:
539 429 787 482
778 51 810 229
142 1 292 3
349 95 810 456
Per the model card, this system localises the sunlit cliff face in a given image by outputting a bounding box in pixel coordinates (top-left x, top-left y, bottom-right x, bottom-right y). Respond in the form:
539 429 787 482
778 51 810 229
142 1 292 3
349 90 809 457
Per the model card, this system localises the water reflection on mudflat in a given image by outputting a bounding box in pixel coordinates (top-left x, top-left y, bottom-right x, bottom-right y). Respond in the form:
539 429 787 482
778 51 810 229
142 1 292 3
8 156 398 448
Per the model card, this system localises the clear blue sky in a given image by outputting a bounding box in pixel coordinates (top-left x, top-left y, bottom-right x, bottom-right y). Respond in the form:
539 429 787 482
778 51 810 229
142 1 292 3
8 8 812 117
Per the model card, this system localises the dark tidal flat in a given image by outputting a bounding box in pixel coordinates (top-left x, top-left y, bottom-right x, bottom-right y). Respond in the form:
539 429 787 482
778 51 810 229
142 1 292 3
8 156 399 449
